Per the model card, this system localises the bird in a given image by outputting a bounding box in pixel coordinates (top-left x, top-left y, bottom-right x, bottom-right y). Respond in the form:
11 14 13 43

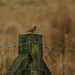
26 26 37 33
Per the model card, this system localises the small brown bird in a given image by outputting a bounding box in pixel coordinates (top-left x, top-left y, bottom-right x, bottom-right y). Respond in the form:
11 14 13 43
26 26 37 33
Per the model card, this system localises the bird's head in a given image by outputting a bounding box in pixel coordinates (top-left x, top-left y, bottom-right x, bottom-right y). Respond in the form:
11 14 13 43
34 26 37 29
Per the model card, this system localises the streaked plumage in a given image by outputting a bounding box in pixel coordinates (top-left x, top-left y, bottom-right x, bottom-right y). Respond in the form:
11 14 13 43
26 26 37 33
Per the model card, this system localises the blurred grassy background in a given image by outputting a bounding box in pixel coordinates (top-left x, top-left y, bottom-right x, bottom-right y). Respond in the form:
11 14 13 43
0 0 75 75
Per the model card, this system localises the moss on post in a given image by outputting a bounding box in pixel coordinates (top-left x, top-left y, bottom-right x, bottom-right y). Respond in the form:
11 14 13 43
19 34 42 75
4 54 32 75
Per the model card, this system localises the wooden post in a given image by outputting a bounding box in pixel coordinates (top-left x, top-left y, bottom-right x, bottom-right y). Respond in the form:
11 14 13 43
19 34 42 75
4 34 52 75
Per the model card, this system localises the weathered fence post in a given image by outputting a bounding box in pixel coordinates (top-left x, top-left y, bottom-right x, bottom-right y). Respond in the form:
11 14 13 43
5 34 52 75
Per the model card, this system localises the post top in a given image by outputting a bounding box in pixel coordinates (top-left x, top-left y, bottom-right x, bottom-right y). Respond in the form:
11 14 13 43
19 34 42 36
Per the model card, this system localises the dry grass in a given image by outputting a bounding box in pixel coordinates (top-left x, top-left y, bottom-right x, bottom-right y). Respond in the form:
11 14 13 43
0 0 75 75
